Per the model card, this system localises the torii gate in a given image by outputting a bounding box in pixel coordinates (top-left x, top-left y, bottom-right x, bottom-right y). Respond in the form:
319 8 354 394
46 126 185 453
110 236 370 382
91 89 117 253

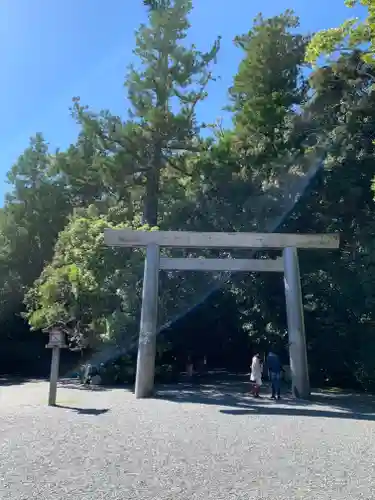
104 229 340 400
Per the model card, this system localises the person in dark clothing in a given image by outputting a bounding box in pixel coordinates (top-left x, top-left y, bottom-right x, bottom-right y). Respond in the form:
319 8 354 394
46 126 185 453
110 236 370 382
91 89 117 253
267 350 282 400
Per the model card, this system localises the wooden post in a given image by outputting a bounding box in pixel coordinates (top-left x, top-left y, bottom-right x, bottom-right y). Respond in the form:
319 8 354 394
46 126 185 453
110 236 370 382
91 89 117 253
48 347 61 406
283 247 310 399
45 328 67 406
135 243 160 399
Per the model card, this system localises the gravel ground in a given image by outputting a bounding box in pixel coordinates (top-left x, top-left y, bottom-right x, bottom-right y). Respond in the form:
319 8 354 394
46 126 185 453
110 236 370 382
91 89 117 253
1 380 375 500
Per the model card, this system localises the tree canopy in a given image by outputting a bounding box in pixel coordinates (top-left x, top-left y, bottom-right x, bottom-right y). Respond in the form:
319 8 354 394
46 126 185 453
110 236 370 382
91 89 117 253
306 0 375 66
2 2 375 390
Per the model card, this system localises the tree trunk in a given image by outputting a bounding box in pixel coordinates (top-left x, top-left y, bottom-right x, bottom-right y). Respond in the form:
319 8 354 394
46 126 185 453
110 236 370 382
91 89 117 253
143 150 161 226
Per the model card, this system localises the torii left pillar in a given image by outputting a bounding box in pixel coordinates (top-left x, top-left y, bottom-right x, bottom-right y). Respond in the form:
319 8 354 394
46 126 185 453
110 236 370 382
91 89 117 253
135 243 160 399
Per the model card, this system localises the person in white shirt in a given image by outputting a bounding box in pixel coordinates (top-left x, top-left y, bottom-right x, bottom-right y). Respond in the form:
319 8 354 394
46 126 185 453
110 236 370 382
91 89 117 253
250 353 263 398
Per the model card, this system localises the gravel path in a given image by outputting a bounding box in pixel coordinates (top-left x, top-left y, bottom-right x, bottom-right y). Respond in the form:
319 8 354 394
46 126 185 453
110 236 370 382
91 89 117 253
1 380 375 499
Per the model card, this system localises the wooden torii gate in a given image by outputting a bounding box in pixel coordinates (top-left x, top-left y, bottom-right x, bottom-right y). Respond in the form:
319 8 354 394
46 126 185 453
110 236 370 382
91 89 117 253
104 229 340 400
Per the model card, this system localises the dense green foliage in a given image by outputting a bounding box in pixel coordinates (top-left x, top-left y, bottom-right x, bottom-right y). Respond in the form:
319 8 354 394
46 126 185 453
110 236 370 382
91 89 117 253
2 1 375 390
306 0 375 66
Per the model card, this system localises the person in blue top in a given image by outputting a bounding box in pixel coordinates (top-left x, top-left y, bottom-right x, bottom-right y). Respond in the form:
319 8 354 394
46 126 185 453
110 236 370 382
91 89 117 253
267 348 283 400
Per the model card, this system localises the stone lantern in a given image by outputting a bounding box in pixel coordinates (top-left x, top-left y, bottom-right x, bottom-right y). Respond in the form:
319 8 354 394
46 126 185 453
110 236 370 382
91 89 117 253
45 328 67 349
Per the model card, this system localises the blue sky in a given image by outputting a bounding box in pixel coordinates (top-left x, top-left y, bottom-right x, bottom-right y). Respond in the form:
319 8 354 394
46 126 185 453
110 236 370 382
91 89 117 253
0 0 364 202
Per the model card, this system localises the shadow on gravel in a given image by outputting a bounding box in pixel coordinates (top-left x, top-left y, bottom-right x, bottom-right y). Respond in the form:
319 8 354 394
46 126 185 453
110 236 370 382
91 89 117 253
220 407 375 421
58 379 132 392
0 376 37 386
55 405 110 416
154 383 375 422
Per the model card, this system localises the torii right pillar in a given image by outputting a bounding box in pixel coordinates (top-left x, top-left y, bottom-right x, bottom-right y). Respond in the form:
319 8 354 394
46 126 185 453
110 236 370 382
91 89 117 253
283 246 310 399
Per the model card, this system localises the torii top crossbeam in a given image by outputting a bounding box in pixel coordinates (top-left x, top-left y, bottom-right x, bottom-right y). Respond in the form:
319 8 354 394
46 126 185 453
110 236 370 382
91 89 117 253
104 229 339 250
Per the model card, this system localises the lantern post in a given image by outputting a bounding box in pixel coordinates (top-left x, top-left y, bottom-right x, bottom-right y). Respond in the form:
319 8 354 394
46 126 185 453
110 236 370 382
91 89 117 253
45 327 68 406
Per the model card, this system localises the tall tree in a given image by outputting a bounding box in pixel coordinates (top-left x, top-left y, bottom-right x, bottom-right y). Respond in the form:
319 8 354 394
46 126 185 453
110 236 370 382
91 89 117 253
283 50 375 388
229 11 308 171
74 0 220 226
224 11 311 240
24 208 145 347
2 134 69 290
305 0 375 202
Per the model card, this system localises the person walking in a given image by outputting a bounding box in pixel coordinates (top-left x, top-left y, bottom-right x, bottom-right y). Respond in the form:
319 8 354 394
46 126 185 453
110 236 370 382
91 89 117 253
250 353 263 398
267 349 282 400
